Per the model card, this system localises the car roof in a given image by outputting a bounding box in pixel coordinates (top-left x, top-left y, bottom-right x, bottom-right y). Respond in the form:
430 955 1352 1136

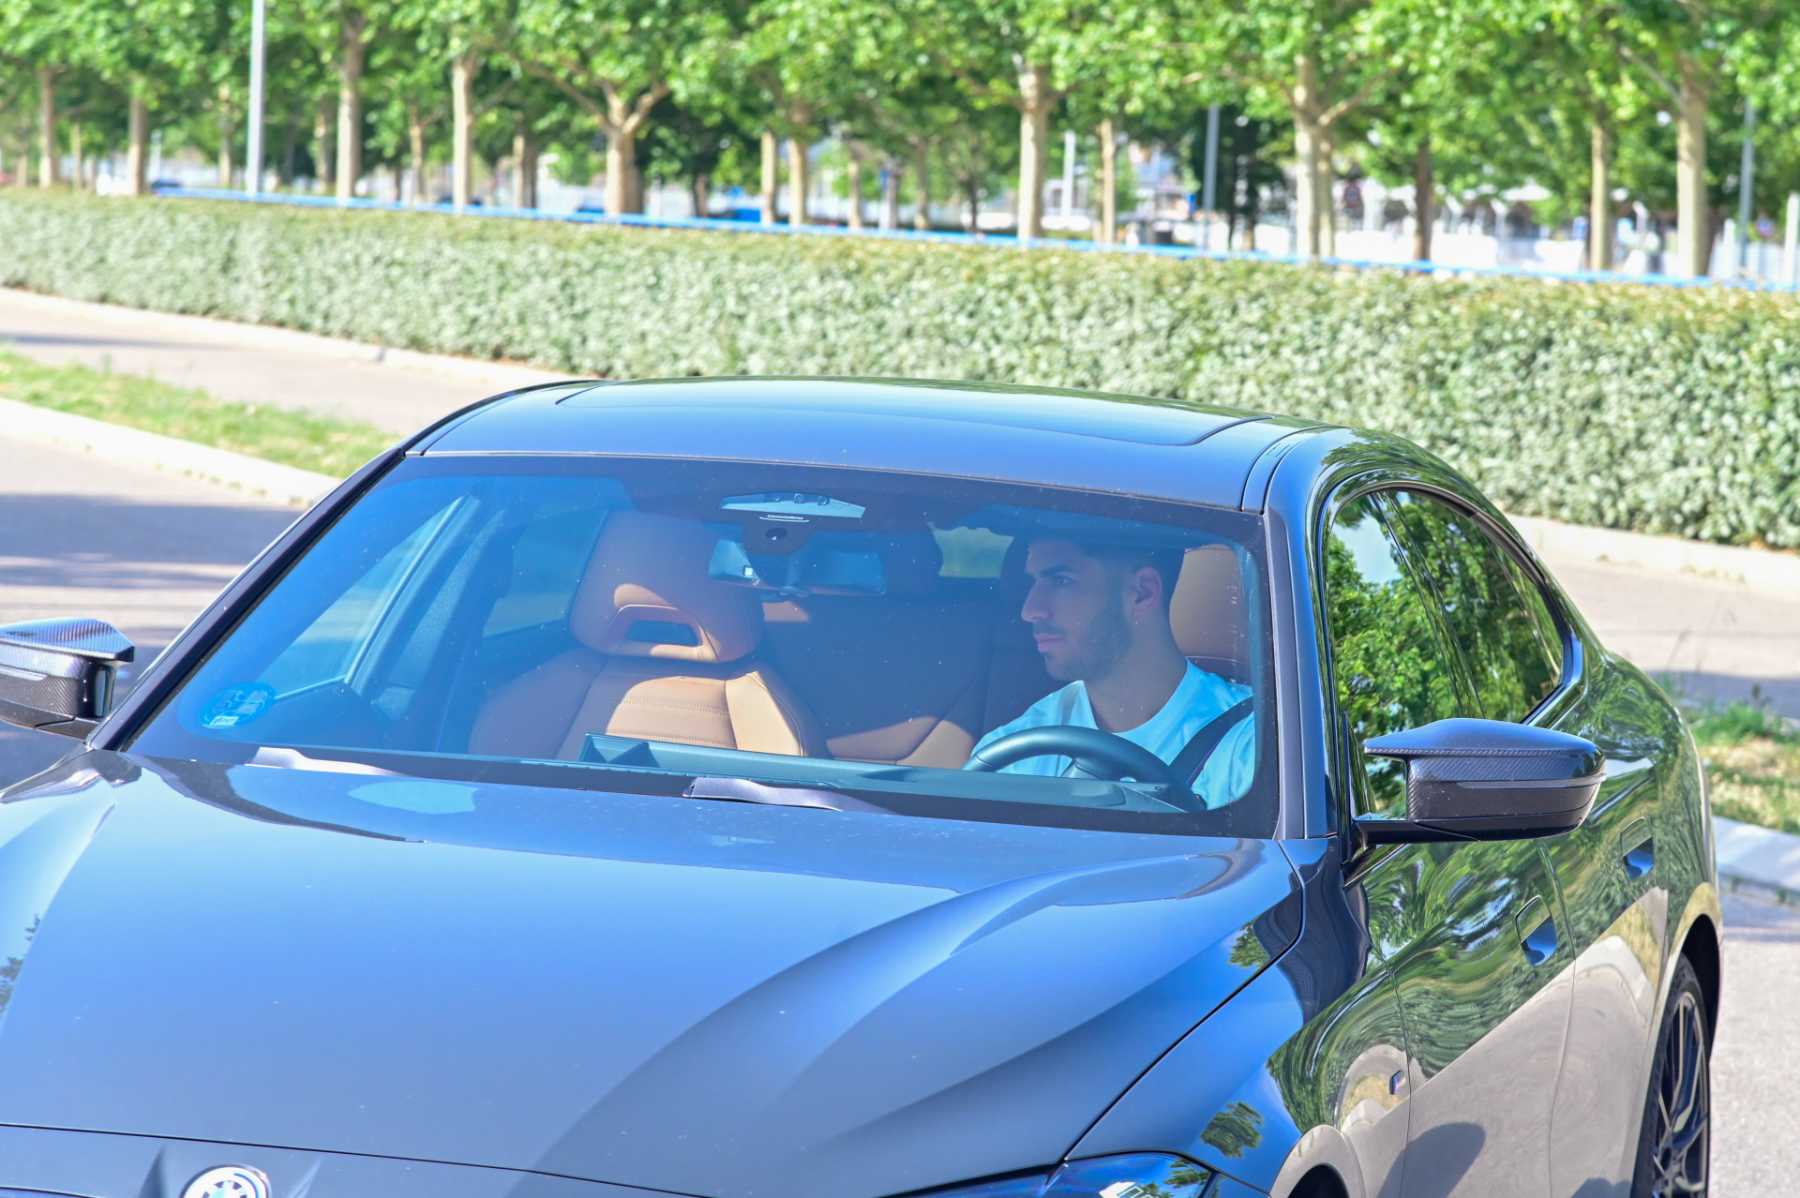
415 377 1330 510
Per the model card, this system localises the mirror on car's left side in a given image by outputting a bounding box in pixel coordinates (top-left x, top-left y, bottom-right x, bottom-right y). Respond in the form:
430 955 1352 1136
1354 717 1602 845
0 618 136 739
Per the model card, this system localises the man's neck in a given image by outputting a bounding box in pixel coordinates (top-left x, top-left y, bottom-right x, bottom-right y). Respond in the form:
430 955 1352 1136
1086 647 1189 733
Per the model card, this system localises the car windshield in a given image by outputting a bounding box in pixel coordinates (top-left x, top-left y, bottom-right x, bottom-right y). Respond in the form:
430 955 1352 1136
130 456 1276 836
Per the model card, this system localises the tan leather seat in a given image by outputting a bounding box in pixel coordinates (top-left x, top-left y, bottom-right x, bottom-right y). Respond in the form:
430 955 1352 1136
470 512 823 761
761 531 986 768
1169 544 1250 683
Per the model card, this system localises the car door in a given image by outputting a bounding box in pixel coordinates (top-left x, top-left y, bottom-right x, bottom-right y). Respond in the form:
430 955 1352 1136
1321 488 1573 1198
1454 542 1674 1192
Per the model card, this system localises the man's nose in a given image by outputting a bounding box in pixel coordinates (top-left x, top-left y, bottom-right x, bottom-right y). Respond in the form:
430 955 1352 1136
1020 583 1048 624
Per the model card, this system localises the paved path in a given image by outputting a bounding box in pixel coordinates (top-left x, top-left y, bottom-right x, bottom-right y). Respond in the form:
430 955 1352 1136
0 436 295 781
0 287 561 435
1552 558 1800 720
1712 891 1800 1195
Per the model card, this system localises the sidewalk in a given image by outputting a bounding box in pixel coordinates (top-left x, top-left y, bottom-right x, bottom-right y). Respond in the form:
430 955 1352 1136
0 287 561 435
7 284 1799 724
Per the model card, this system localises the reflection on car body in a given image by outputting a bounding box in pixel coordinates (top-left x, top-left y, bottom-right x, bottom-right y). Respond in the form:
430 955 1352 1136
0 378 1720 1198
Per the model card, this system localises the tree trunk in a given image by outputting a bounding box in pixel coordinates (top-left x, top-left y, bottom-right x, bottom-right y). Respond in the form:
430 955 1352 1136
965 180 981 229
1589 118 1613 271
912 142 931 229
1412 136 1434 262
315 96 335 191
689 173 710 218
759 130 778 223
512 127 536 209
407 105 427 206
845 144 865 230
1096 116 1118 244
279 107 299 186
1291 52 1325 259
1316 130 1337 257
217 85 235 188
1675 56 1709 277
604 127 637 216
335 11 367 201
36 68 57 188
451 52 478 211
125 88 149 197
1015 62 1051 240
70 122 84 191
880 159 899 230
786 136 809 225
391 164 404 202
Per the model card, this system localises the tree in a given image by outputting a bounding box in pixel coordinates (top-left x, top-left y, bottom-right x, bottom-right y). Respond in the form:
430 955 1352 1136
298 0 397 201
1603 0 1773 276
0 0 81 187
919 0 1128 239
512 0 734 215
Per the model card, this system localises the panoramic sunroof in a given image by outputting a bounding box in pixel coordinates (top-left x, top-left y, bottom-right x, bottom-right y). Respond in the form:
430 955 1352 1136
557 380 1246 447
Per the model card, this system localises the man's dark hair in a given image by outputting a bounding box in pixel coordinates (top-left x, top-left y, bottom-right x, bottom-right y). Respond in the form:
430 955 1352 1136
1078 542 1185 607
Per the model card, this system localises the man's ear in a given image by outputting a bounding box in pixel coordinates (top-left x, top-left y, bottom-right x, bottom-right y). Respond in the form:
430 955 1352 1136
1126 564 1163 619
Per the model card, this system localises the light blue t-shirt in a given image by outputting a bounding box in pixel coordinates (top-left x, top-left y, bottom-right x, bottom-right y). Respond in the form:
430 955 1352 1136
972 663 1255 809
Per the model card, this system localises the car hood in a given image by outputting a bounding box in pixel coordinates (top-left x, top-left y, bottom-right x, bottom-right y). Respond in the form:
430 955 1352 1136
0 751 1299 1198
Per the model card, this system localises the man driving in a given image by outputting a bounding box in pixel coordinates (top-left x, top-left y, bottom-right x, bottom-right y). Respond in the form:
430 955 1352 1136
969 537 1255 809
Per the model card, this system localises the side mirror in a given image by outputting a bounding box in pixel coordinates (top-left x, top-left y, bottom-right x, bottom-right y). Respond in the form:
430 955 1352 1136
0 618 136 739
1355 718 1601 844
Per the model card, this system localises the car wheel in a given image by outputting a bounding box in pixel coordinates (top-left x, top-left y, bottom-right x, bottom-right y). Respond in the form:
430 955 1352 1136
1630 955 1712 1197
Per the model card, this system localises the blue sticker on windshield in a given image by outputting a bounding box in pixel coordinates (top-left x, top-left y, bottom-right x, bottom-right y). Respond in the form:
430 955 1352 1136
200 682 276 730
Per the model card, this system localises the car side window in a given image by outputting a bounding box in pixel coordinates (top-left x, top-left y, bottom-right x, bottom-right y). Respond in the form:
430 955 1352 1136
1382 490 1563 722
1322 492 1462 818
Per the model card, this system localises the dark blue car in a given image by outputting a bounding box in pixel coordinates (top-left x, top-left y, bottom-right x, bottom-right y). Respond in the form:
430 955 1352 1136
0 379 1719 1198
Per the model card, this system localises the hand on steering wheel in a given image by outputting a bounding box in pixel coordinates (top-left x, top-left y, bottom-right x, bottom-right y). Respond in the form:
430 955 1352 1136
965 724 1189 804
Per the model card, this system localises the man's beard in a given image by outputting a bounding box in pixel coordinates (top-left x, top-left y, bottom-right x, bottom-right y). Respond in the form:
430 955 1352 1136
1045 596 1132 683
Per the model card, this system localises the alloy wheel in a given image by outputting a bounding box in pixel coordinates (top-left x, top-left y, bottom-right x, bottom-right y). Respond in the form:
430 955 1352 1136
1648 988 1710 1196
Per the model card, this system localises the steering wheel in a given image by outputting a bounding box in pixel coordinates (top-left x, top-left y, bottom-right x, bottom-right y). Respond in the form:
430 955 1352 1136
965 724 1184 790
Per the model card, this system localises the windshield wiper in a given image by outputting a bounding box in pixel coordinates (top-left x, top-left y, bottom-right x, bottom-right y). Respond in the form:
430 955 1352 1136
681 775 886 814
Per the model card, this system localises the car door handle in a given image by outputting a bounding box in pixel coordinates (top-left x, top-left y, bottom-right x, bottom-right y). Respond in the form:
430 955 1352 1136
1515 896 1558 966
1619 818 1655 880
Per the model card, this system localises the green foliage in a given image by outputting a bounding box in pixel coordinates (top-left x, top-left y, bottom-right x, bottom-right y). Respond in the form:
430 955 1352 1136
1679 694 1800 834
2 190 1798 550
0 346 388 477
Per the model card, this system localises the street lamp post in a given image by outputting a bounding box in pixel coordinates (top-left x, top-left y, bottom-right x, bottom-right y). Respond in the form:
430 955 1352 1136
1737 99 1754 278
1201 104 1220 252
246 0 266 196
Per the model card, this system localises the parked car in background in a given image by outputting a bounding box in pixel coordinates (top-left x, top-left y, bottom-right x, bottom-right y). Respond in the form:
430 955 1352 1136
0 378 1719 1198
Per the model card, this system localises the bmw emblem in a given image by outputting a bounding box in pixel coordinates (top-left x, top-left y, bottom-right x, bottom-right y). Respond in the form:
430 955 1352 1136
182 1166 272 1198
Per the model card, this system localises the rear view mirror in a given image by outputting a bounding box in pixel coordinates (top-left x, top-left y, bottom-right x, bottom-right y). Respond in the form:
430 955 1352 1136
0 619 136 739
1355 718 1602 844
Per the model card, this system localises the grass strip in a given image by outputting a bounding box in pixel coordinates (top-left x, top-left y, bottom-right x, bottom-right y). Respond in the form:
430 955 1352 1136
1682 698 1800 835
0 349 384 478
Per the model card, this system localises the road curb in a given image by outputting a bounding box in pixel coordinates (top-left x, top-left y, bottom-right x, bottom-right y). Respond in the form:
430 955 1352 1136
1714 815 1800 907
1510 514 1800 593
0 398 340 507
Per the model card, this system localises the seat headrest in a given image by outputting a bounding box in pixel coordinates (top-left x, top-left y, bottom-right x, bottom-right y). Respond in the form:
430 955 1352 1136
570 511 763 663
1170 545 1247 675
879 530 944 597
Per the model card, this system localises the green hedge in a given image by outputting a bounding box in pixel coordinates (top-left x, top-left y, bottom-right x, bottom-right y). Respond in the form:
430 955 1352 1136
4 191 1798 548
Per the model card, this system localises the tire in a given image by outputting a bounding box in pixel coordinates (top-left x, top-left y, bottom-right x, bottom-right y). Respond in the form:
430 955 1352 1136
1630 955 1712 1197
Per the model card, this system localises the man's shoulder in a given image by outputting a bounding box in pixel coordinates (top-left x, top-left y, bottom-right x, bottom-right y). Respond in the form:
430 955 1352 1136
1183 662 1252 706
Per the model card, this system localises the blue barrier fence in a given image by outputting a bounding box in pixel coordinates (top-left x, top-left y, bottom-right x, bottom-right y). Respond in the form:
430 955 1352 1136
160 185 1798 294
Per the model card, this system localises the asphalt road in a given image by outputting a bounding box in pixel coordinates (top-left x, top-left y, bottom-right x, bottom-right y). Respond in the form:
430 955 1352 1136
0 436 295 781
0 431 1794 1191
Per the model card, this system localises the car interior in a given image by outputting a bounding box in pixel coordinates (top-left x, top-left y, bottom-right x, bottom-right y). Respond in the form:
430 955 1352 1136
144 463 1267 824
